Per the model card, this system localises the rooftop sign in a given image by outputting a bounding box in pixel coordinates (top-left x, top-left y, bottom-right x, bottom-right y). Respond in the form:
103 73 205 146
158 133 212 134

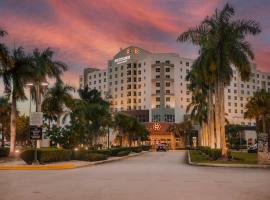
114 55 130 64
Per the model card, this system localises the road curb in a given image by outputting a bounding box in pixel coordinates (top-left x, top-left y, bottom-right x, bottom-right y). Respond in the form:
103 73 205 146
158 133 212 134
187 150 270 169
0 164 75 170
0 151 147 170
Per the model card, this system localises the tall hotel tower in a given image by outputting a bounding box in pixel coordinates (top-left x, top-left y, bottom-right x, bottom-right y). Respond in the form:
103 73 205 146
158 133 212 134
80 46 270 127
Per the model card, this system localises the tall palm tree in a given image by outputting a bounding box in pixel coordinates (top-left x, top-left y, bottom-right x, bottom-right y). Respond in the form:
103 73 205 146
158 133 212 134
0 47 33 153
186 88 208 146
42 80 74 127
244 90 270 134
0 96 11 147
31 48 68 112
178 3 261 156
78 86 109 106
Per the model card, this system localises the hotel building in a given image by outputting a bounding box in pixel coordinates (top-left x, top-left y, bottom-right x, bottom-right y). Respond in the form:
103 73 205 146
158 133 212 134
79 46 270 148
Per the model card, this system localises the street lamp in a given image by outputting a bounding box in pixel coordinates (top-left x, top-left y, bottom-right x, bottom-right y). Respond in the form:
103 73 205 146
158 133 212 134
27 82 48 165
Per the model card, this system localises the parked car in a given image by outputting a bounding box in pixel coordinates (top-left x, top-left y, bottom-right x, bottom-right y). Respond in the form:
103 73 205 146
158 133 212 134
247 144 257 153
156 143 167 152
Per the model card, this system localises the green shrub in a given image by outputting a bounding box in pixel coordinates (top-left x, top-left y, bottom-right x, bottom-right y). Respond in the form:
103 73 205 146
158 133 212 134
85 153 107 161
72 150 107 161
91 149 112 156
20 148 72 164
0 147 9 157
110 147 131 156
116 150 131 157
198 146 222 160
130 146 142 153
141 145 151 151
210 149 222 160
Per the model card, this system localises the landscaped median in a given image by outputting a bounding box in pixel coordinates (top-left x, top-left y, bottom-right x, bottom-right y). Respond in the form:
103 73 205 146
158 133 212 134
187 148 270 168
0 145 151 170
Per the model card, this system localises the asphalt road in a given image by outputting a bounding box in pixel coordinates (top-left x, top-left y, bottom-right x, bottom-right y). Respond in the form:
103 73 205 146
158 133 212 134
1 151 270 200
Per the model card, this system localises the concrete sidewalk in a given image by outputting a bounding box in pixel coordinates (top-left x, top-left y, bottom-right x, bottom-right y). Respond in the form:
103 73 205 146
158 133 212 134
0 151 147 170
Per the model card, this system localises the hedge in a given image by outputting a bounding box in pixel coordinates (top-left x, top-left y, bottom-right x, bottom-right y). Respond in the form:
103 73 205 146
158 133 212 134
0 147 9 157
20 148 72 164
116 150 131 157
130 146 142 153
110 147 132 156
72 150 107 161
142 145 151 151
198 146 222 160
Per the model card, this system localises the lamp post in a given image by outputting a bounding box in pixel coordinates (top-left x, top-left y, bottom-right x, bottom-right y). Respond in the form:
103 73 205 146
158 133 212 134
27 82 48 148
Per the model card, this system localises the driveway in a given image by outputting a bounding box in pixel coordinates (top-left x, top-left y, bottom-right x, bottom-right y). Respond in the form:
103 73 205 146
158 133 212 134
1 151 270 200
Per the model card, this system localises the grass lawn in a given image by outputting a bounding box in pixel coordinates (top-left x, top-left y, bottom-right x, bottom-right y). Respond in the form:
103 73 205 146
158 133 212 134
189 150 257 165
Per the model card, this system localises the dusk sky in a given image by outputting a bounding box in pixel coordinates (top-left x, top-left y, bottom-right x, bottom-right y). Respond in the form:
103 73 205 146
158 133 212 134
0 0 270 89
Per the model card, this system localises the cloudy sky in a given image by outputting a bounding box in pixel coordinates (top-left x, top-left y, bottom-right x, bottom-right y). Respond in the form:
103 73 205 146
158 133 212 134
0 0 269 89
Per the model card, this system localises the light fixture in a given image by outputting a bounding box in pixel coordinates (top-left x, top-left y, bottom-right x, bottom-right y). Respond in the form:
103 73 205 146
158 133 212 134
41 82 49 86
26 83 34 86
74 148 79 151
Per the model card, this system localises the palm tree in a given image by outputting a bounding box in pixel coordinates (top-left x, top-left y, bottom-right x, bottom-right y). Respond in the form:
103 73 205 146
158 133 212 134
78 86 109 106
42 80 74 128
169 120 193 147
244 90 270 134
178 3 261 156
31 48 68 112
186 87 208 146
0 47 33 153
0 96 11 147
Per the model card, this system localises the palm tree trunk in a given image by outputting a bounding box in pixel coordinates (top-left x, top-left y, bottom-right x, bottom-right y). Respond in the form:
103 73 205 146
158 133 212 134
10 94 17 154
205 122 209 146
215 81 221 148
219 81 227 156
208 89 215 148
1 126 5 148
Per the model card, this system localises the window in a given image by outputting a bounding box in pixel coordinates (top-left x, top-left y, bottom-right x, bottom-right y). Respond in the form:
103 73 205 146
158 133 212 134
156 68 160 72
187 98 190 102
156 97 160 101
165 82 170 87
166 97 170 102
165 60 170 64
156 105 160 108
156 90 160 94
165 68 170 72
156 61 160 64
166 90 170 94
165 75 170 79
156 82 160 87
156 75 160 79
186 62 189 66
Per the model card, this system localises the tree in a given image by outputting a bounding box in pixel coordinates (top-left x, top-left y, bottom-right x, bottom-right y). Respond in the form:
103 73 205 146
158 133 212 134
30 48 68 112
168 120 193 147
16 115 30 145
0 96 11 147
42 80 74 128
1 47 34 153
178 3 261 156
244 90 270 134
